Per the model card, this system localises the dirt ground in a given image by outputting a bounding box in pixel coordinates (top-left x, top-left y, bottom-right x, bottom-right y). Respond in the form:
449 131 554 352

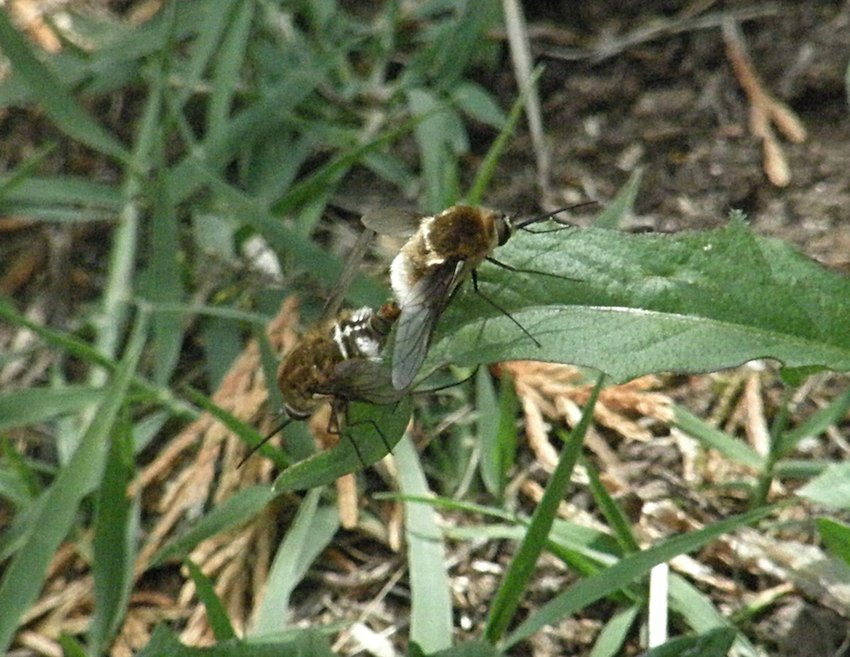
500 2 850 268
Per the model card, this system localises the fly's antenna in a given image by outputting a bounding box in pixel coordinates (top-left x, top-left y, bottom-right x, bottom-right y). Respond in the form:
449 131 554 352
237 416 294 468
513 200 597 233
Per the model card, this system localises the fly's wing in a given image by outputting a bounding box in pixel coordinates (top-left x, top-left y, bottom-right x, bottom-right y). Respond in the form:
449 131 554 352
391 260 464 391
320 227 376 320
361 208 424 238
327 359 401 404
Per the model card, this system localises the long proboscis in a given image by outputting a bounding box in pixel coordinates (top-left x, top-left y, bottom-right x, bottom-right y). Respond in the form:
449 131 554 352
237 416 294 468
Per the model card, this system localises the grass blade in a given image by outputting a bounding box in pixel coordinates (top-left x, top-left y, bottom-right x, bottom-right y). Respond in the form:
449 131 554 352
89 413 138 654
252 489 339 636
485 375 604 642
0 307 149 653
504 505 775 649
0 12 128 162
185 558 236 641
395 433 453 653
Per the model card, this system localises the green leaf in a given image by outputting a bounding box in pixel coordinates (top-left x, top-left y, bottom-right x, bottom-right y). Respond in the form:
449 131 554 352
476 368 502 496
252 490 339 636
146 162 185 385
0 386 105 431
503 505 775 648
668 574 758 657
797 463 850 509
150 486 277 567
0 12 128 161
184 558 237 641
395 435 453 652
0 309 149 654
89 412 138 655
425 215 850 383
592 167 642 229
588 604 640 657
273 398 413 492
465 66 542 206
485 376 603 642
451 82 506 128
673 407 764 470
641 628 736 657
816 517 850 566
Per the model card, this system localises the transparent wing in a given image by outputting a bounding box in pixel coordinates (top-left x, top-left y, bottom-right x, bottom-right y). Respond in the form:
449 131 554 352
391 260 464 390
361 208 424 237
327 359 401 404
321 227 375 320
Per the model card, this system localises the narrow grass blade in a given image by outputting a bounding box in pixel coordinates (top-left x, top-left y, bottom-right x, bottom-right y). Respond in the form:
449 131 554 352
0 12 128 162
0 298 195 421
593 168 642 229
180 385 289 470
395 433 453 653
466 66 543 205
588 604 640 657
672 406 764 470
476 368 501 496
668 574 758 657
206 2 253 139
0 308 149 653
485 375 604 642
148 166 185 385
816 517 850 566
89 413 138 654
585 461 640 553
0 387 104 431
504 505 775 649
777 384 850 459
150 486 277 567
185 558 236 641
252 489 339 635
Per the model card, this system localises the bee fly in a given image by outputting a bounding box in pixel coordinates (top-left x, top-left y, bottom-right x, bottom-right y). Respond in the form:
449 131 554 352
362 204 579 390
241 226 401 466
276 301 401 422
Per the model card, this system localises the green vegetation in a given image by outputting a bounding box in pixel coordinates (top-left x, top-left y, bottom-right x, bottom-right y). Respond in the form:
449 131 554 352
1 2 849 657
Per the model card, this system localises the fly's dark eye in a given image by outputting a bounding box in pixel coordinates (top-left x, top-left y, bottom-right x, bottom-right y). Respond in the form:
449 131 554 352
496 213 512 246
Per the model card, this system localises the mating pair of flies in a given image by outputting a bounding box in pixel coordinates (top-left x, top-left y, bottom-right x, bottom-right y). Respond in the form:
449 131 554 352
254 204 575 463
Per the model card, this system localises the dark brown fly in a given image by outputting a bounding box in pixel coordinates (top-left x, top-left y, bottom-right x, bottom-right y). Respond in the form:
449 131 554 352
276 301 401 421
242 227 400 466
362 204 576 390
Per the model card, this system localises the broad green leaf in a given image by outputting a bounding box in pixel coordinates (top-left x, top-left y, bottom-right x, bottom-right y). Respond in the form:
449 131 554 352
816 517 850 566
424 214 850 383
797 463 850 509
273 398 413 492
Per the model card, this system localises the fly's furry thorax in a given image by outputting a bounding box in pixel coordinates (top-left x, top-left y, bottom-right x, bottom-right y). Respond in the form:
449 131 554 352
389 205 509 304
